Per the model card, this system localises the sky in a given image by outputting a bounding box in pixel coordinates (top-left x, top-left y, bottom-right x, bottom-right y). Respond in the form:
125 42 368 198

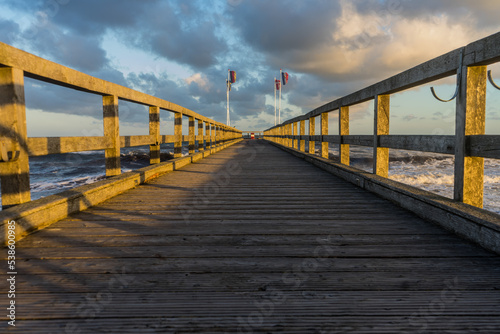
1 0 500 137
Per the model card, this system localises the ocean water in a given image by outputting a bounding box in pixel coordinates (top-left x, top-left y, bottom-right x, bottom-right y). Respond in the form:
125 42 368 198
0 144 186 209
0 142 499 215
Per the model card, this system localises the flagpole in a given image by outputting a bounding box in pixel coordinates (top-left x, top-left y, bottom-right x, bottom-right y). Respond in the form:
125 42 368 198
274 77 277 126
227 69 230 126
279 69 282 124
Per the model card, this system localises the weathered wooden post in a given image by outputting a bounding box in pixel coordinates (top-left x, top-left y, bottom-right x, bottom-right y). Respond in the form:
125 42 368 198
288 124 292 147
300 120 305 152
103 95 121 176
454 65 487 207
205 122 210 151
293 122 298 149
149 106 160 164
174 112 182 158
0 67 30 208
211 123 216 151
321 112 328 159
339 106 350 165
216 125 219 148
309 117 315 154
198 120 204 151
373 95 390 177
188 116 195 155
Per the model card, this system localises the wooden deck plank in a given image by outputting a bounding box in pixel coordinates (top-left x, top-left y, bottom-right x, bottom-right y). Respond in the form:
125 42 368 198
2 140 500 332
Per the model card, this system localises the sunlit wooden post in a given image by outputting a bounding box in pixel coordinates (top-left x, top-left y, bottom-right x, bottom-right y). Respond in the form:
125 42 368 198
309 117 315 154
374 95 390 177
197 120 204 151
103 95 120 176
188 116 195 155
286 124 290 147
293 122 298 149
455 65 487 207
321 112 328 159
211 123 215 151
214 125 219 149
300 120 305 152
339 106 350 165
283 125 286 146
174 112 182 158
205 122 210 150
285 124 289 147
0 67 30 208
149 106 160 164
288 124 292 148
216 125 220 148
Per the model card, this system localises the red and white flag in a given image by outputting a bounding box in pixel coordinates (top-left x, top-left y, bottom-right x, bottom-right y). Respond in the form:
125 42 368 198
282 72 288 85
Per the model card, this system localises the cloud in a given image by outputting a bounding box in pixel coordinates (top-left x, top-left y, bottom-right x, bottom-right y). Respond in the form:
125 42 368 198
124 2 228 69
185 73 211 92
23 22 108 72
3 0 500 132
402 114 418 121
0 19 20 45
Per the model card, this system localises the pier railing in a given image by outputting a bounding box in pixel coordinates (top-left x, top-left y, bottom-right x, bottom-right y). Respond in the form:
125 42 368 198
264 32 500 210
0 42 241 209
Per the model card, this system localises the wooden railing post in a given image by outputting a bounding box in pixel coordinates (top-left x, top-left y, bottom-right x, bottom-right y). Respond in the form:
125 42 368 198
321 112 328 159
0 67 30 208
103 95 120 176
374 95 390 177
174 112 182 158
300 120 305 152
309 117 315 154
454 65 487 207
205 122 210 150
198 120 204 151
211 124 216 150
216 125 220 148
286 124 290 147
339 106 350 165
293 122 298 149
188 116 195 155
149 106 160 164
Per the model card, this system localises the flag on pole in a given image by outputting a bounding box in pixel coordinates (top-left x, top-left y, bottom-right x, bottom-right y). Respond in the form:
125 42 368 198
282 71 288 85
275 79 281 90
230 70 236 83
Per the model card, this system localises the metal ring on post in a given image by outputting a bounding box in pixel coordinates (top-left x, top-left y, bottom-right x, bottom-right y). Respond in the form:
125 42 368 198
0 142 20 162
487 70 500 90
430 50 464 103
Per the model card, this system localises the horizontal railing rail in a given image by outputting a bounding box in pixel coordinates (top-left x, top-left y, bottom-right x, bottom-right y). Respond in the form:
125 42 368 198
0 41 242 209
264 31 500 210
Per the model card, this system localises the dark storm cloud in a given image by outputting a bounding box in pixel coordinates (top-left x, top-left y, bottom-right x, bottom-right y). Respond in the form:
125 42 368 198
22 24 108 72
0 19 20 45
49 0 151 35
231 0 341 53
131 2 227 69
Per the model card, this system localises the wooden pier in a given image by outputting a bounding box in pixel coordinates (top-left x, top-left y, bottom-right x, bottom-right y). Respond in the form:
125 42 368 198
3 139 500 333
1 33 500 333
